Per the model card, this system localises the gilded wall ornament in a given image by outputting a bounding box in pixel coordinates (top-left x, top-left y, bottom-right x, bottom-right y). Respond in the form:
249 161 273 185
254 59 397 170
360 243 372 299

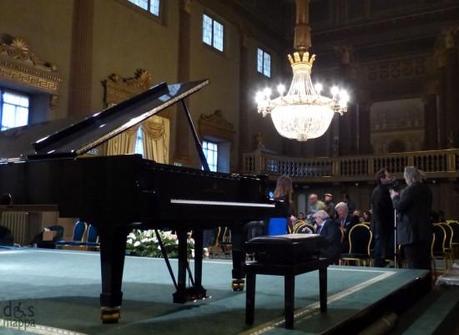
198 110 235 141
0 34 62 112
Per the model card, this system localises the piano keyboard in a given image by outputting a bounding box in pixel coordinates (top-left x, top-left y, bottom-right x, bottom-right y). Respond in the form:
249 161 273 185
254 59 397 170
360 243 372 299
170 199 276 208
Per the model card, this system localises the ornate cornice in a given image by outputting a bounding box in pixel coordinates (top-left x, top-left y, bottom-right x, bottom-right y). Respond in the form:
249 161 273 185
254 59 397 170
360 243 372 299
199 109 235 141
102 68 153 106
0 34 62 93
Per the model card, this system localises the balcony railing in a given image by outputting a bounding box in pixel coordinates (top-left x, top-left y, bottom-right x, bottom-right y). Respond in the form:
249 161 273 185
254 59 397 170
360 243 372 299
242 148 459 181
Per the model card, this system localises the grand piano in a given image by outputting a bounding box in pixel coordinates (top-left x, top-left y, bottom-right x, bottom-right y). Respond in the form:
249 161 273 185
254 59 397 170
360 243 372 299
0 80 287 323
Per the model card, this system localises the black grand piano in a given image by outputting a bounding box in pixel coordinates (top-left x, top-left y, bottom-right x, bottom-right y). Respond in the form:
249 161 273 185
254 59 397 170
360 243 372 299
0 80 287 323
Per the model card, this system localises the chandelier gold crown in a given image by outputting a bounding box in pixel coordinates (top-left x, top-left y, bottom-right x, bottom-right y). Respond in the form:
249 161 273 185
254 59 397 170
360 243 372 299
288 51 316 72
254 0 350 142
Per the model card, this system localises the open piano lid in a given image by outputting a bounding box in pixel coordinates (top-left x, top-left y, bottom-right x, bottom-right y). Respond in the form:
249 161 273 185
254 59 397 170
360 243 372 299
25 79 208 159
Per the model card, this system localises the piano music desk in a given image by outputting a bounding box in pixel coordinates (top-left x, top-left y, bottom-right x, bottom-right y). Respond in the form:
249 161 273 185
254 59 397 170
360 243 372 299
244 258 329 329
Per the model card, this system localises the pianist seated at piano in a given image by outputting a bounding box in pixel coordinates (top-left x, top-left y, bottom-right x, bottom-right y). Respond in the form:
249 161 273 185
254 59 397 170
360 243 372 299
273 175 296 232
312 210 341 263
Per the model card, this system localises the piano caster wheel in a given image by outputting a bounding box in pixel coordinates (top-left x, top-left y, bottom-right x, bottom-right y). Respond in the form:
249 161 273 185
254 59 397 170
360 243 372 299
100 307 121 324
232 279 245 291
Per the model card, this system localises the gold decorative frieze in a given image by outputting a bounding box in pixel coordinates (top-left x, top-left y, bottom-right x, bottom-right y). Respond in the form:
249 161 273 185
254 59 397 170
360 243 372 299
0 34 61 93
366 57 425 82
199 110 235 141
103 68 153 106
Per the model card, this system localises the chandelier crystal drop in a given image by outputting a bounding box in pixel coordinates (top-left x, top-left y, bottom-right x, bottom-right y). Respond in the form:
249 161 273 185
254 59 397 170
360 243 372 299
255 0 350 142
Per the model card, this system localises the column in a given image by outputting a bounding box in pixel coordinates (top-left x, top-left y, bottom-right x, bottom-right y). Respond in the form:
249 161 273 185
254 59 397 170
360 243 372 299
445 46 459 147
358 102 371 154
238 34 251 167
175 0 193 162
423 94 438 150
68 0 94 116
336 46 354 155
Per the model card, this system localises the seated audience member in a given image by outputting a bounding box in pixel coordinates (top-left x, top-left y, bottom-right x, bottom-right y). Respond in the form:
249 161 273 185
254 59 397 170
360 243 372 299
362 210 372 223
437 210 446 223
313 210 341 262
335 202 352 232
0 193 12 205
351 210 361 225
297 212 306 220
335 202 353 251
0 225 14 245
323 193 335 218
306 194 325 221
342 192 356 213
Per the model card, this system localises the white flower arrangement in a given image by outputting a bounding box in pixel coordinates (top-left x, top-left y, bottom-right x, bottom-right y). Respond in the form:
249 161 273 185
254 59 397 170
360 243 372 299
126 229 194 258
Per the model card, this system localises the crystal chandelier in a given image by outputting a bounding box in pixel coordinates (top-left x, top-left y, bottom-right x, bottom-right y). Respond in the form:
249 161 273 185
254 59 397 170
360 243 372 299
255 0 350 142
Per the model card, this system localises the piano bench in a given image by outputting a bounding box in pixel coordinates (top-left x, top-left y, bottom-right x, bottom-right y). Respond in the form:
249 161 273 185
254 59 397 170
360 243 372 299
243 258 329 329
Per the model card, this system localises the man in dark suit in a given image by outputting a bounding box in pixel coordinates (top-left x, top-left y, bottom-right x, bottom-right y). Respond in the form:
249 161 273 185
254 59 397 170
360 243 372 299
390 166 432 269
370 168 395 267
313 210 341 263
334 202 354 252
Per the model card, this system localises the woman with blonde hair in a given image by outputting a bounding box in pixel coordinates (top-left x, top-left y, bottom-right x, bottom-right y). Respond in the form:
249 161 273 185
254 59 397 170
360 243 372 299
270 175 295 234
274 175 293 204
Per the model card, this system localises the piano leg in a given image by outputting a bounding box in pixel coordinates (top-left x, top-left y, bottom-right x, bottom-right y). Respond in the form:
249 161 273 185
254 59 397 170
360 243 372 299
99 226 128 323
193 229 204 291
231 225 245 291
173 229 207 303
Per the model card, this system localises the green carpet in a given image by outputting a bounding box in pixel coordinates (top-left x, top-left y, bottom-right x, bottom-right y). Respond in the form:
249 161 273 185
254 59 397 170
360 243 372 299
0 249 427 335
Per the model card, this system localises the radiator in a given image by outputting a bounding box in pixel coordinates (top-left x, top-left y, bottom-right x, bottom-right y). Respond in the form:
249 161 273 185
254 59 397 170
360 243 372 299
1 211 30 245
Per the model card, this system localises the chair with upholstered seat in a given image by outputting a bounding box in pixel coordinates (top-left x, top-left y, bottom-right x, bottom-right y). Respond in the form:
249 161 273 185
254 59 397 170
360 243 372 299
84 224 100 251
340 224 373 266
55 219 87 249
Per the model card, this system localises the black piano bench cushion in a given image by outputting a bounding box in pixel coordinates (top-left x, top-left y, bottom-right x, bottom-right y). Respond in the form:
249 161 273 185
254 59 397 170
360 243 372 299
245 234 325 265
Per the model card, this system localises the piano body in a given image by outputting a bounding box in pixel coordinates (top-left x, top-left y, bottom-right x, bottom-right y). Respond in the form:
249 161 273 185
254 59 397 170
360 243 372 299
0 80 287 322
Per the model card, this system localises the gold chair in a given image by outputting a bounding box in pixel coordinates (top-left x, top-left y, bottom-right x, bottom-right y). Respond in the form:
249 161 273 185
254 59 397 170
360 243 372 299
446 220 459 259
340 224 373 266
439 223 454 264
432 224 450 271
208 227 232 258
431 232 437 281
292 220 314 234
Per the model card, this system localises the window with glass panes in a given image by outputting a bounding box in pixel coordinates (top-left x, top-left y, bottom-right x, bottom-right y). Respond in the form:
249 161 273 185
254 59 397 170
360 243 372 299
202 14 224 52
128 0 160 16
134 127 144 157
202 140 218 172
0 90 29 131
257 48 271 78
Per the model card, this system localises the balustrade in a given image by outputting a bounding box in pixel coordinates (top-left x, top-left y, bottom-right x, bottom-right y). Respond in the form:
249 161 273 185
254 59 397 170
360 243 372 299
242 149 459 180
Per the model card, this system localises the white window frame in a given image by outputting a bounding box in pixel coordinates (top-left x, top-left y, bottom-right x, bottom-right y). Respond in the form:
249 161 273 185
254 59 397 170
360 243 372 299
202 14 224 52
128 0 161 17
0 89 30 131
134 127 144 157
257 48 271 78
202 140 218 172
